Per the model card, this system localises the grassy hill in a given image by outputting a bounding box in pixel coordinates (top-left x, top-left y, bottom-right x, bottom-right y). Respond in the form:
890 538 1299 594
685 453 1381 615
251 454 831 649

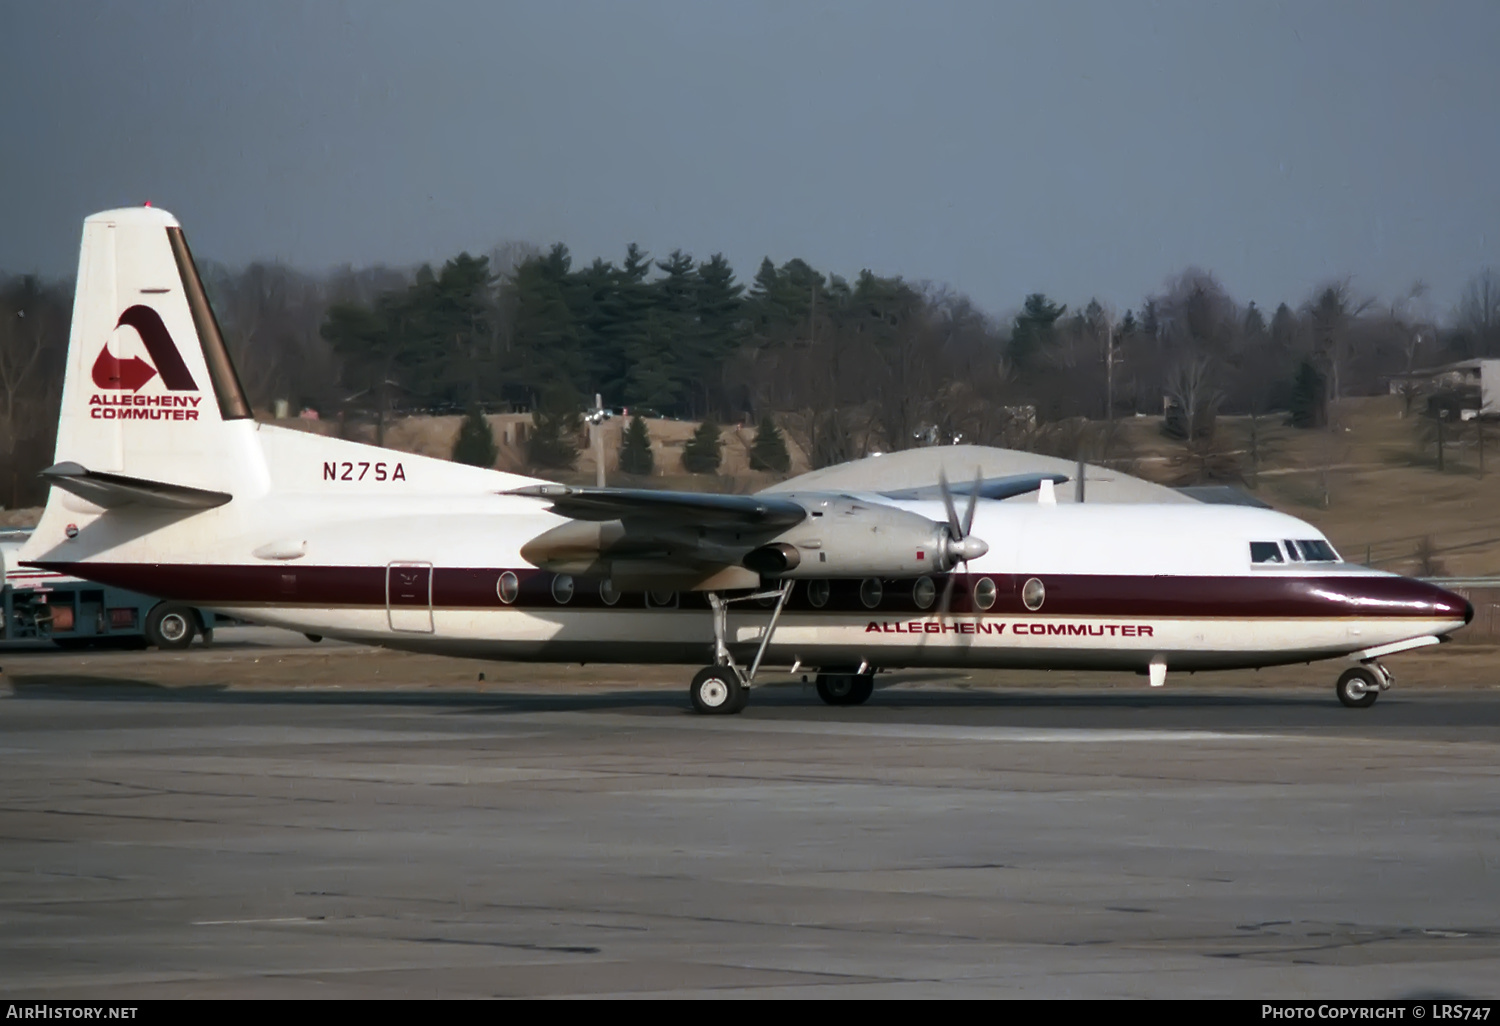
1115 396 1500 577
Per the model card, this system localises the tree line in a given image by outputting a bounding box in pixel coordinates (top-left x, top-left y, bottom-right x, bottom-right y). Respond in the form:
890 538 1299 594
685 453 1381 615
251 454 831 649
2 243 1500 505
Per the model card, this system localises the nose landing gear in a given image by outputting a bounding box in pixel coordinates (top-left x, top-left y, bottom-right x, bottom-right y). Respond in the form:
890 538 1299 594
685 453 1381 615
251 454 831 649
1336 663 1392 708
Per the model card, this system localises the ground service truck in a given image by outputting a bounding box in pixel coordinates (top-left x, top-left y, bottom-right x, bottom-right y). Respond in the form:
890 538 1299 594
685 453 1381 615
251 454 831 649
1 529 227 648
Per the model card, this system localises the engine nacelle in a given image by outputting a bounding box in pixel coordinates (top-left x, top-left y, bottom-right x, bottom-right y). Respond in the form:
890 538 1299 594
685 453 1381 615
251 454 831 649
747 493 957 578
742 542 801 575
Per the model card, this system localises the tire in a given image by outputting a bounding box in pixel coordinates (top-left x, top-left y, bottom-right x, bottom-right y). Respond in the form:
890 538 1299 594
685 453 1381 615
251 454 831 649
690 666 744 715
816 673 857 706
848 674 875 706
727 683 751 715
304 633 324 643
1336 666 1380 709
145 603 198 650
817 674 875 706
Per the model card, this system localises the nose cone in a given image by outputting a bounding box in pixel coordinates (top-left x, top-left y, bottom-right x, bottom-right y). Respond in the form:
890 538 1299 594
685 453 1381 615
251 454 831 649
1327 576 1472 626
1424 581 1473 626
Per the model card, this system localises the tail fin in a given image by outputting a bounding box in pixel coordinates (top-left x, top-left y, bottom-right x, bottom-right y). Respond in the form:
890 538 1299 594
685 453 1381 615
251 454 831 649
51 206 268 498
24 206 537 568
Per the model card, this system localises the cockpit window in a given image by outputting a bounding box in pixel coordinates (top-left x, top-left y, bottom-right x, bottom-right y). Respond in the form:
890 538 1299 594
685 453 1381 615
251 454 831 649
1250 541 1284 564
1295 539 1339 562
1282 539 1302 562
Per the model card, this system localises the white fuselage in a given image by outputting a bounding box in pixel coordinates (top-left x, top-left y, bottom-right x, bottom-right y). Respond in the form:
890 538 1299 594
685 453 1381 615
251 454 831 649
21 424 1471 675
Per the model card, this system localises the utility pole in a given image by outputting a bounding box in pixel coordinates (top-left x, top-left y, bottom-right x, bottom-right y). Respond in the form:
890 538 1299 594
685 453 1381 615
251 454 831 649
809 282 817 346
587 393 611 488
1479 416 1486 478
1104 312 1115 428
1437 409 1447 472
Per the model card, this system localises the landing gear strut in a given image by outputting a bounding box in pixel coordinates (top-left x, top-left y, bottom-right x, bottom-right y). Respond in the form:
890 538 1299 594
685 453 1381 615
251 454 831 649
687 582 793 715
815 672 875 707
1336 663 1391 709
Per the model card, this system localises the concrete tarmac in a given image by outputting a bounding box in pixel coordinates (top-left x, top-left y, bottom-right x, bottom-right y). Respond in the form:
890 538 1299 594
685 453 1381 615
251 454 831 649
1 631 1498 998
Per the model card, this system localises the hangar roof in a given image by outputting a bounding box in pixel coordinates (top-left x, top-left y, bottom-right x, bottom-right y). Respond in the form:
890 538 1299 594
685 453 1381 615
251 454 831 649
762 444 1193 504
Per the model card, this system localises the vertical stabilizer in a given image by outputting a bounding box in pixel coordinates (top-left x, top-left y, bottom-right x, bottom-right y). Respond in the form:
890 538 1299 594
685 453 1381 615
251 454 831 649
52 207 267 500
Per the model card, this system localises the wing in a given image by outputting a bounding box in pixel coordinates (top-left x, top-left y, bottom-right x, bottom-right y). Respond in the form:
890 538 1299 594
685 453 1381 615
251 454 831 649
507 485 807 590
505 484 806 528
878 473 1069 502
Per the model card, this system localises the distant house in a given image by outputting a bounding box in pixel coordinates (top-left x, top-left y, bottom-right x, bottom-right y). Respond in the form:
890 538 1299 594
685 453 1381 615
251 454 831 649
1388 359 1500 419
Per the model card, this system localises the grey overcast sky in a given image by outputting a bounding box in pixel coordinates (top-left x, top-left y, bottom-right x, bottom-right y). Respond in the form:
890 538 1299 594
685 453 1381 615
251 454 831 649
2 1 1497 320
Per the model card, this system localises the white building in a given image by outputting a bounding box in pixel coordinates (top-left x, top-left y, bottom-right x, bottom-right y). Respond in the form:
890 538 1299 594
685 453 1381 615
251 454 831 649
1388 359 1500 418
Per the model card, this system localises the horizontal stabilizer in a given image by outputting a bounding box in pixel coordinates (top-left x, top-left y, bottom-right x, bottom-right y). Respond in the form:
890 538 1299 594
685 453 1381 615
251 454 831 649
40 462 232 511
507 484 806 528
881 473 1069 502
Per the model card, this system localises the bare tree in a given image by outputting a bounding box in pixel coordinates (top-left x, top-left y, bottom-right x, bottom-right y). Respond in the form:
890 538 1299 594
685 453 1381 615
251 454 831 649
206 261 341 413
1390 281 1435 413
0 276 69 507
1303 279 1374 402
1164 354 1222 441
1456 269 1500 356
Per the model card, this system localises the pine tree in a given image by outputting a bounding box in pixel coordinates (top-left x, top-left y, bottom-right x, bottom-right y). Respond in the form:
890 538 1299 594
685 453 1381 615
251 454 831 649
507 245 584 401
527 384 582 470
748 414 790 473
681 418 723 474
1009 293 1066 371
619 414 654 476
451 405 498 467
1289 360 1327 429
689 253 745 412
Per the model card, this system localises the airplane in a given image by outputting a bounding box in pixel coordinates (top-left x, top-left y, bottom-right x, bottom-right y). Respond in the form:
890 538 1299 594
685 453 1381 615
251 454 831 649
17 207 1473 712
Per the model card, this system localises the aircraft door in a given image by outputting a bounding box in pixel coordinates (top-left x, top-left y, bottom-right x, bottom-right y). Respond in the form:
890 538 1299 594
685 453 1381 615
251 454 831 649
386 562 434 633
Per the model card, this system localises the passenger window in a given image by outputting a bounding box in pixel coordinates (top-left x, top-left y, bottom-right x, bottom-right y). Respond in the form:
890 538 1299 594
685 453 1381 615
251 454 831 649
1250 542 1283 564
1282 539 1302 561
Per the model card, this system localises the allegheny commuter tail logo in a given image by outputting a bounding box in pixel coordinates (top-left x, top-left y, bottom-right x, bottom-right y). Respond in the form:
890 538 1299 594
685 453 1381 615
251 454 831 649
91 305 198 392
89 305 204 421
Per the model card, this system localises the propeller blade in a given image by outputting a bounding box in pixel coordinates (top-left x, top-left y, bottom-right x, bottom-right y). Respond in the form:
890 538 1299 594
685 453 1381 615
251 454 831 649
938 469 962 540
962 467 981 537
938 571 958 618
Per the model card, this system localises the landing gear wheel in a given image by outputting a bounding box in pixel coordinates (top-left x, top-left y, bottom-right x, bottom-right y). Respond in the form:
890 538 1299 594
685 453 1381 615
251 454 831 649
1336 667 1380 709
849 674 875 705
145 602 198 651
816 673 875 707
690 666 745 715
727 683 751 715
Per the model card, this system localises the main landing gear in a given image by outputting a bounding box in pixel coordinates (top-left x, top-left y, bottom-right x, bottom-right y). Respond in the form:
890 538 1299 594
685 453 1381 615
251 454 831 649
1336 663 1392 708
690 666 747 714
688 582 793 715
815 672 875 707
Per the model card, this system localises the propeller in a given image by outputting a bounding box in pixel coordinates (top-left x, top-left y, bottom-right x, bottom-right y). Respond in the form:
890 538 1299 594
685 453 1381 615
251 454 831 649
937 468 989 615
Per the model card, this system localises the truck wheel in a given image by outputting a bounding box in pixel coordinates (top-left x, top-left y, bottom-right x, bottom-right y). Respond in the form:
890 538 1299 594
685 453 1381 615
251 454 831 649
145 603 198 650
